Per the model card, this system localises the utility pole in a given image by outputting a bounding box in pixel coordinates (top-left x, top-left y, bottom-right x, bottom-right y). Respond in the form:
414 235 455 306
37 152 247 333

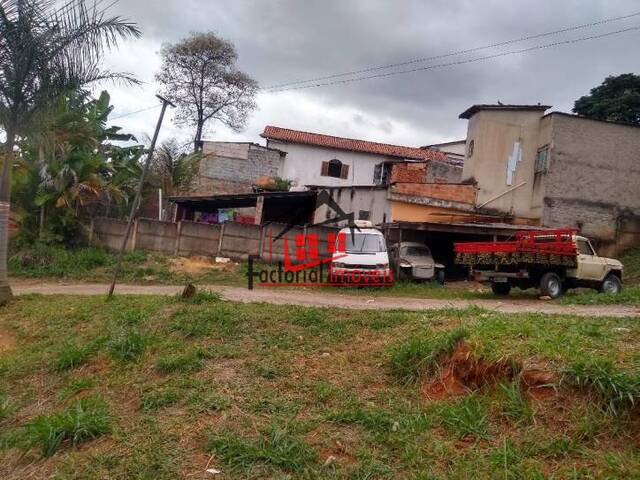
108 95 175 298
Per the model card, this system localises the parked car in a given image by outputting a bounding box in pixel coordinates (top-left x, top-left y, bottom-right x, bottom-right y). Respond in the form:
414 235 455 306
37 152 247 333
330 221 392 285
390 242 445 283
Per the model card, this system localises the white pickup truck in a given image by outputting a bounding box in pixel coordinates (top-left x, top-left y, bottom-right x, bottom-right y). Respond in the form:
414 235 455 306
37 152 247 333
455 230 623 299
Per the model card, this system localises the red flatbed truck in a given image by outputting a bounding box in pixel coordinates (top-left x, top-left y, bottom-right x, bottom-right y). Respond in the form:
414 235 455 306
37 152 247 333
454 229 624 298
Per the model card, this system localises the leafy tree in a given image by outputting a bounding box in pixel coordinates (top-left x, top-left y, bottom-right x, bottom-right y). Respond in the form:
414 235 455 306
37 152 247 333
13 90 143 245
0 0 139 302
155 32 258 151
150 139 201 196
573 73 640 125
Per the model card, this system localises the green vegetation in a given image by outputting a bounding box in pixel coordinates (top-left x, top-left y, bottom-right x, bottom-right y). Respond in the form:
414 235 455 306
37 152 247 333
564 360 640 415
54 342 92 372
388 327 467 383
23 396 111 457
2 295 640 477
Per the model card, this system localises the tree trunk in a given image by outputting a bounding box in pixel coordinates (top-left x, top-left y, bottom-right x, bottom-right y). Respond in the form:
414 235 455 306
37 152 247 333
193 117 204 153
0 128 15 304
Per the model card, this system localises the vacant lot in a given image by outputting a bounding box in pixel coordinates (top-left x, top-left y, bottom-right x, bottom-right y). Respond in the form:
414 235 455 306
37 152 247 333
1 294 640 478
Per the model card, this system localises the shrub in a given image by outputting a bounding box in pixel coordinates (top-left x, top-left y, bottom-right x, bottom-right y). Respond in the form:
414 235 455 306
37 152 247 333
564 360 640 415
108 329 146 362
24 395 111 457
389 328 467 383
55 342 91 372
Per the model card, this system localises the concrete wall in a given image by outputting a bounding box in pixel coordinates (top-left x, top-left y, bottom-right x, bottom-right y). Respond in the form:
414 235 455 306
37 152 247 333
311 186 391 226
391 183 476 204
267 139 398 188
426 160 463 184
542 113 640 254
91 217 133 251
461 109 547 221
196 142 283 194
136 219 177 252
91 217 340 263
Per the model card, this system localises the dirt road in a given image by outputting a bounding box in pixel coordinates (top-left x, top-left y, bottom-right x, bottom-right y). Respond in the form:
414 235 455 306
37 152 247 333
11 280 640 317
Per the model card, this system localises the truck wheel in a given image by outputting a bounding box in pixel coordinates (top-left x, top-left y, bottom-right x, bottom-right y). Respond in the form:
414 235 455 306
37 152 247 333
491 282 511 296
436 270 445 285
540 272 563 299
600 274 622 294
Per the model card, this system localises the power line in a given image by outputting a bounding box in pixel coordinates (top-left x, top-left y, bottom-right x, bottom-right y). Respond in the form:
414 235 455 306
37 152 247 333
262 10 640 91
111 104 162 120
266 25 640 93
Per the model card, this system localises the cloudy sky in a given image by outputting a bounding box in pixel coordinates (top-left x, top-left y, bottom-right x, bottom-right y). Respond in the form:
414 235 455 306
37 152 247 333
101 0 640 149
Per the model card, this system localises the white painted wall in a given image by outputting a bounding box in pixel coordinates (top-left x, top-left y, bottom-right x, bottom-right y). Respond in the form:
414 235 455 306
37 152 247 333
266 139 396 187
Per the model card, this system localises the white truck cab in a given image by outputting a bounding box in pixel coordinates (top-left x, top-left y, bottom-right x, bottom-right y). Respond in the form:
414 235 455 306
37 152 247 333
330 221 392 285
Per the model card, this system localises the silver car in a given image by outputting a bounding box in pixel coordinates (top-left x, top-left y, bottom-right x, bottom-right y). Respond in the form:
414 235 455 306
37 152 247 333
391 242 445 283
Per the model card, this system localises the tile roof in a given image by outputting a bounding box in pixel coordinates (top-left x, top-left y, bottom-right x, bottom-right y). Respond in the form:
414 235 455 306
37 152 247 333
459 104 551 119
261 126 447 162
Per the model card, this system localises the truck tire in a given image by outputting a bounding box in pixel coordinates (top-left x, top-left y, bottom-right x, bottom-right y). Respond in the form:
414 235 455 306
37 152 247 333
540 272 563 299
491 282 511 296
436 269 445 285
600 274 622 294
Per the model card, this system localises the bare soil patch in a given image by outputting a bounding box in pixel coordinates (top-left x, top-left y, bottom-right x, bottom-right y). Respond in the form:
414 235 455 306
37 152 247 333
0 328 16 355
422 341 556 400
168 257 236 276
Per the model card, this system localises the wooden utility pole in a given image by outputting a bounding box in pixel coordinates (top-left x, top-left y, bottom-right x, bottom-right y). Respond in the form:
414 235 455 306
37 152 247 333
108 95 175 298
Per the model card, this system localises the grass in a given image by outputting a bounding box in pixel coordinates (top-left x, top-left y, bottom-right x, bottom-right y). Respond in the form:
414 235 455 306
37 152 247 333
207 426 317 473
388 327 467 383
564 360 640 415
437 394 489 440
22 396 111 457
1 295 640 478
55 341 92 372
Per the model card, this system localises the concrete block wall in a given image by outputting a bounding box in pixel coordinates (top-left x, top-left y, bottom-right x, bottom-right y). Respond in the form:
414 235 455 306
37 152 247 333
391 183 477 204
197 142 282 194
91 217 340 263
177 222 221 256
136 219 177 253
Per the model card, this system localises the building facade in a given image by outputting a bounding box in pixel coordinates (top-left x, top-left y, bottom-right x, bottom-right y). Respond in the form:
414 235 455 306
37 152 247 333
460 104 640 255
261 125 447 188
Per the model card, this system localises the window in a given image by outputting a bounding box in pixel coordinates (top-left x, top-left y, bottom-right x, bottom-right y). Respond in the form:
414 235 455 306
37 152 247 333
321 159 349 179
358 210 371 221
535 146 550 173
577 239 595 256
343 234 386 253
467 139 475 157
373 162 391 185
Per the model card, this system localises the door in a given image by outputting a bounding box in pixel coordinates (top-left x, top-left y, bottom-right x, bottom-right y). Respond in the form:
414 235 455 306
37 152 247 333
576 239 606 281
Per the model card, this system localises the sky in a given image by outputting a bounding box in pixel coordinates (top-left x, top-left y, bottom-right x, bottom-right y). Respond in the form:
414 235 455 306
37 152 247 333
100 0 640 150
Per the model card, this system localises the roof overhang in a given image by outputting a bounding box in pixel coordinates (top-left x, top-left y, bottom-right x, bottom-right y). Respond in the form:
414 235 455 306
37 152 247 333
459 104 551 119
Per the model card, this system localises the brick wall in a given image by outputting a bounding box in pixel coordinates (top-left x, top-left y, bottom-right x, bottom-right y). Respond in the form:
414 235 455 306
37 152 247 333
390 162 427 183
391 183 477 204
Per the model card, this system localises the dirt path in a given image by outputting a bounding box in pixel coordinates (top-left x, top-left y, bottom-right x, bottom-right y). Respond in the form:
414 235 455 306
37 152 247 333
11 280 640 317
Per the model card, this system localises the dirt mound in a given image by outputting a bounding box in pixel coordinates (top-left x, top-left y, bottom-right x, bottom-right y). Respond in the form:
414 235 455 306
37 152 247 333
422 341 555 400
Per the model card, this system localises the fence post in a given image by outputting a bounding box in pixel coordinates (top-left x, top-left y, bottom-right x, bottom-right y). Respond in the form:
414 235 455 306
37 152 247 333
258 225 266 261
174 221 182 256
217 223 226 257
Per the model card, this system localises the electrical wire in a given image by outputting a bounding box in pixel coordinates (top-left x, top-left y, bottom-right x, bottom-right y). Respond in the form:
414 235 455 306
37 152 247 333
266 25 640 93
111 104 161 120
262 10 640 91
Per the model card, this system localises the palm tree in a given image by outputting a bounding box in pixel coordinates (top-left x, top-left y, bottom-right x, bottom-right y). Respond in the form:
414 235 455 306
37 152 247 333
151 139 201 196
0 0 140 302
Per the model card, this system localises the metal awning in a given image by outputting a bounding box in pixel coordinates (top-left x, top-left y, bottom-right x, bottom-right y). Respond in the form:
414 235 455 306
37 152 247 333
166 191 317 210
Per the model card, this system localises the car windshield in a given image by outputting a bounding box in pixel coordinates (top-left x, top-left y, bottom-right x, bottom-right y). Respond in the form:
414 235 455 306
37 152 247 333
402 246 431 257
343 233 386 253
